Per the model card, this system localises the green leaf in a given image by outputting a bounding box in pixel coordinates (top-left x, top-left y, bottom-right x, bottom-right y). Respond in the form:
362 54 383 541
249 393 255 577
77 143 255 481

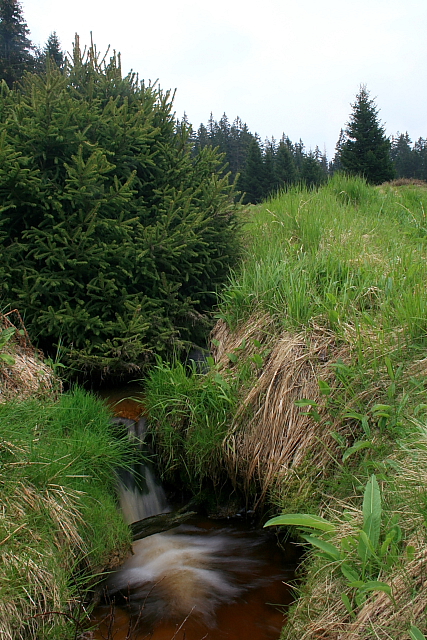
264 513 336 532
384 356 395 381
359 581 392 597
251 353 263 367
371 404 392 417
227 352 238 363
342 440 373 462
301 535 341 561
362 474 381 548
363 514 381 552
341 593 355 617
348 580 365 588
410 626 427 640
206 356 216 369
0 327 16 348
406 545 416 561
344 411 366 422
0 353 15 365
341 563 360 583
379 530 396 557
294 399 318 407
357 529 377 563
318 379 332 395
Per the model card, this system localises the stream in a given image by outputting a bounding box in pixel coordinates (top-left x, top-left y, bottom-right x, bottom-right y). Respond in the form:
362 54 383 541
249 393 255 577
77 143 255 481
90 386 299 640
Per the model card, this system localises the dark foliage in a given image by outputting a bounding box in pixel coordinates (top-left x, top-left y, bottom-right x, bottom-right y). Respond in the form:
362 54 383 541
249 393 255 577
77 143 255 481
41 31 65 69
0 0 34 86
339 85 395 185
391 132 427 181
193 115 328 203
0 37 240 376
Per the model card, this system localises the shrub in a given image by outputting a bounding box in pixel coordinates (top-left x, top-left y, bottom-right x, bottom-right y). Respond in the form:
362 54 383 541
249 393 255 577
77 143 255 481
0 39 240 376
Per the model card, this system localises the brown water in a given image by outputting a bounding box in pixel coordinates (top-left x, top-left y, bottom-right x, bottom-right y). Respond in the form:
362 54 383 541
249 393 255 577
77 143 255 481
98 383 145 421
91 519 297 640
91 386 298 640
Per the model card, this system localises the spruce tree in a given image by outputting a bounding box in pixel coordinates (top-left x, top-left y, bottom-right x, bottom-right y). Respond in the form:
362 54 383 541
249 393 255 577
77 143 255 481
0 0 34 86
0 37 239 376
301 151 326 188
275 137 297 187
239 137 266 203
263 139 277 196
339 85 394 184
414 138 427 181
43 31 64 69
331 129 346 173
390 133 416 179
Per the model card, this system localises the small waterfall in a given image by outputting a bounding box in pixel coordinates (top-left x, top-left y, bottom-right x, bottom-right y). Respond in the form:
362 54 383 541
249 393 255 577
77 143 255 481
95 412 297 640
113 416 170 525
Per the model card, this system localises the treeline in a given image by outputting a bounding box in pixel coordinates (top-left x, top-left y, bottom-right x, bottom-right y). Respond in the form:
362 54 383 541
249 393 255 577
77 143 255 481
391 132 427 181
2 0 426 206
188 112 427 203
189 114 328 203
0 0 64 86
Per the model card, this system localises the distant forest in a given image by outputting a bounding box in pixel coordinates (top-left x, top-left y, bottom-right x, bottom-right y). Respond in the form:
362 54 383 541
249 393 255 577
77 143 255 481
1 0 426 204
184 113 427 203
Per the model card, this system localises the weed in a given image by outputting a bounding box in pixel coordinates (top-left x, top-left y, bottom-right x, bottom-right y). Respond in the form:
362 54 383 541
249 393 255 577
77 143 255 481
265 475 402 614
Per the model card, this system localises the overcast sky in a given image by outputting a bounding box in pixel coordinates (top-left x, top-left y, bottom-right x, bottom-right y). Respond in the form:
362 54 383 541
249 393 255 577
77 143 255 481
24 0 426 158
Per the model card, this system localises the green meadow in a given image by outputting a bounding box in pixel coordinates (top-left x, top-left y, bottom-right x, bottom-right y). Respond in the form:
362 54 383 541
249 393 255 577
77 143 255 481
146 175 427 638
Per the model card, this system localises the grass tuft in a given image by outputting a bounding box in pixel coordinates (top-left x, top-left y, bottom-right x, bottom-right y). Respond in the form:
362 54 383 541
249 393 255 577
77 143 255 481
0 387 133 640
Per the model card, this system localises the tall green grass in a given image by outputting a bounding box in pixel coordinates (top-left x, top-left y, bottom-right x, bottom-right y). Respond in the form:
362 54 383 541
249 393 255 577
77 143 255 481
0 387 133 639
216 176 427 637
144 358 239 489
219 175 427 352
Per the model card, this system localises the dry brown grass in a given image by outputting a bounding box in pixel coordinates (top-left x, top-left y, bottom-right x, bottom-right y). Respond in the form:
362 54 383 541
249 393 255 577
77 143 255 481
0 310 60 402
212 316 354 507
0 481 88 640
383 178 427 188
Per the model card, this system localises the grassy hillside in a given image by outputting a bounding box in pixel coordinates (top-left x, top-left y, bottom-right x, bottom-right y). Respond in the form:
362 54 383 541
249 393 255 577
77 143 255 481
0 334 133 640
146 175 427 638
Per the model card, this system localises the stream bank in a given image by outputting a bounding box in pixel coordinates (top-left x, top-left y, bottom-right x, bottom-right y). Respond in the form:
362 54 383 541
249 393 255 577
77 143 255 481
90 386 301 640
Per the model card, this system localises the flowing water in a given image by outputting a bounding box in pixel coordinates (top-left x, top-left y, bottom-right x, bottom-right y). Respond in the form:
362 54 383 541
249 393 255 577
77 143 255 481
91 387 298 640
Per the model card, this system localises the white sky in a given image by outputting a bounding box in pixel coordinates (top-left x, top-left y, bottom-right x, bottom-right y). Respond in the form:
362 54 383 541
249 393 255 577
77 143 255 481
24 0 427 158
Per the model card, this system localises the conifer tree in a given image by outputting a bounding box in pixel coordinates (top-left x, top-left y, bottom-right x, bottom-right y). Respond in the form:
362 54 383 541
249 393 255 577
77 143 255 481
43 31 64 69
239 137 266 203
391 132 418 179
414 138 427 181
275 137 297 187
0 37 239 376
263 139 277 195
301 151 326 188
339 85 394 184
0 0 34 86
331 128 346 173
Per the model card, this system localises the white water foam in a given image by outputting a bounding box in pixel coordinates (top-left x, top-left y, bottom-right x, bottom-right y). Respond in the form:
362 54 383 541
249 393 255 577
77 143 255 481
110 416 267 631
105 525 264 628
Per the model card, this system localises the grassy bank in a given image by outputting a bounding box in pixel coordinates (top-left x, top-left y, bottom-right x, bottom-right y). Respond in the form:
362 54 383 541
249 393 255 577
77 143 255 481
0 385 133 640
145 175 427 637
